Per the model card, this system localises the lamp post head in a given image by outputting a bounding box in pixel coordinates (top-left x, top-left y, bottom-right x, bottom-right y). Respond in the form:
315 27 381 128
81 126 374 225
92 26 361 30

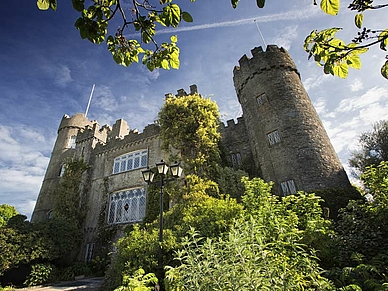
170 161 183 178
156 160 169 175
141 167 155 184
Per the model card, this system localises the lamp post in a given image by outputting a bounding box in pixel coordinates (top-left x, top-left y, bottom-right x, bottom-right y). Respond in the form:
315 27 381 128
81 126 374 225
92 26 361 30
141 160 183 290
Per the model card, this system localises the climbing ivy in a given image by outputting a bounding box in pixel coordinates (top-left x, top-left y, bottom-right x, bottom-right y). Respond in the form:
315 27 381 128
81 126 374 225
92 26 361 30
158 93 221 178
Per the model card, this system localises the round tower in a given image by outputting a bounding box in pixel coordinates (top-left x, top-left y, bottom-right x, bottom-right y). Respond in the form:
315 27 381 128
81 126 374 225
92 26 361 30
31 113 92 222
233 45 351 195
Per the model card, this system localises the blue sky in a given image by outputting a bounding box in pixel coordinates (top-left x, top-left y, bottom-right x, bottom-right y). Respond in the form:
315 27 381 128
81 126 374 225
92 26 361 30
0 0 387 219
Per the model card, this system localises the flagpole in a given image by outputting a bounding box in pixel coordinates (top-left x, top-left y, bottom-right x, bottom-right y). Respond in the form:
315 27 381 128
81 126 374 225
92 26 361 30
254 20 267 48
85 84 95 118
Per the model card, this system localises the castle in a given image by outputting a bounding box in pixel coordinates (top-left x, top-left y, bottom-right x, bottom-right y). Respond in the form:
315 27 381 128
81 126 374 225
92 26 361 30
31 45 351 261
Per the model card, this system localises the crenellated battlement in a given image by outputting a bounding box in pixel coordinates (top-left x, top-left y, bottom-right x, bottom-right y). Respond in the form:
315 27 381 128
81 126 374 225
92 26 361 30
58 113 93 132
165 84 198 98
219 117 245 130
94 123 160 154
76 122 110 144
233 45 299 82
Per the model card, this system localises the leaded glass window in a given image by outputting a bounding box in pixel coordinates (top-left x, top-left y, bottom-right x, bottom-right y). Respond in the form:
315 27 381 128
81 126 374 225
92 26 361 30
267 130 281 146
280 180 297 196
107 187 147 224
68 135 77 149
112 150 148 174
257 93 268 107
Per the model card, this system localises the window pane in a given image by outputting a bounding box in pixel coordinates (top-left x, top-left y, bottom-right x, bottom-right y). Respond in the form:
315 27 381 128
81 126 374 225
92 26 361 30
268 133 275 145
113 162 120 174
274 131 281 143
141 154 147 167
134 157 140 169
108 201 116 223
280 182 289 196
287 180 297 194
120 160 127 172
68 135 77 149
116 200 123 223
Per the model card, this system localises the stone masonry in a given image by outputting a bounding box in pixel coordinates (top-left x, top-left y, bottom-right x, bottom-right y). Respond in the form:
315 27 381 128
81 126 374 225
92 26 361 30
31 45 352 261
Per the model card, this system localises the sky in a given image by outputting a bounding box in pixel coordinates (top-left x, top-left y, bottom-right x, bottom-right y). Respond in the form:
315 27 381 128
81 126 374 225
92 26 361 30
0 0 387 219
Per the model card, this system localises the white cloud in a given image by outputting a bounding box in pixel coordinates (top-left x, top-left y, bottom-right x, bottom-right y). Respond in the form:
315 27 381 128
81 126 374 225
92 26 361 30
271 25 298 51
54 65 73 87
337 86 388 113
126 6 320 38
0 125 52 219
303 74 331 92
350 78 363 92
93 85 119 112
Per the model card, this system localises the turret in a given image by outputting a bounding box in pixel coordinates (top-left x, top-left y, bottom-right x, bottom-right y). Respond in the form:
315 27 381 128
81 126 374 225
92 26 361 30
233 45 351 194
31 113 93 222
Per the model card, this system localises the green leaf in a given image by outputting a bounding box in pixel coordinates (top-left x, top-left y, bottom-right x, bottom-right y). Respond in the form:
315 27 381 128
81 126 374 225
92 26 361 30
378 29 388 51
169 4 181 27
231 0 239 8
182 11 193 22
72 0 84 12
169 50 180 69
329 38 344 48
381 60 388 79
171 35 178 43
161 59 170 70
355 13 363 29
332 63 348 78
347 54 361 69
320 0 340 15
37 0 50 10
49 0 57 11
256 0 265 8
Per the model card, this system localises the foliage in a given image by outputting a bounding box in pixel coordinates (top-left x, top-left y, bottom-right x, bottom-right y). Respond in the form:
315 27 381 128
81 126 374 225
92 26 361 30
55 262 91 281
350 120 388 175
303 27 368 78
328 161 388 289
302 0 388 79
0 216 51 276
165 177 334 290
114 268 158 291
0 205 18 228
35 218 83 265
37 0 193 71
312 187 362 219
103 225 176 290
23 263 54 287
0 214 82 280
37 0 388 78
94 178 118 271
104 175 242 291
53 158 90 228
158 93 221 178
215 167 247 202
163 175 243 238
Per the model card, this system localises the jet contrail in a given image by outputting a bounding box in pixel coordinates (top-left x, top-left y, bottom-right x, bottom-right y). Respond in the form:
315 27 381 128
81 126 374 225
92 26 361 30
126 6 320 38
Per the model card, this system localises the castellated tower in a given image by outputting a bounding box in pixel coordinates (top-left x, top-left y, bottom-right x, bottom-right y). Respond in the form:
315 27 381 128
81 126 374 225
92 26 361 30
31 113 100 222
233 45 351 194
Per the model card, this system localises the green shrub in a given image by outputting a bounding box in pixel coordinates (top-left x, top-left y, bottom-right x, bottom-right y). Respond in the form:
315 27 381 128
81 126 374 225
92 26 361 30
23 263 54 287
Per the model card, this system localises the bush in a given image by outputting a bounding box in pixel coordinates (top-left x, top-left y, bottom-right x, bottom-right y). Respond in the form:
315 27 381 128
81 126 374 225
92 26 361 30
23 263 54 287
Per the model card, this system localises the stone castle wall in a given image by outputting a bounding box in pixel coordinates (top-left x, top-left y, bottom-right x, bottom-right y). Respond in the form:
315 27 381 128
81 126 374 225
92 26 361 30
233 45 350 193
32 45 352 261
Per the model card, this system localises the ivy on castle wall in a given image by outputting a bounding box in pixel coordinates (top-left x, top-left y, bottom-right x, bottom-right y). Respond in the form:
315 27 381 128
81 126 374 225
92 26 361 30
158 93 221 179
53 158 90 229
94 177 119 264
